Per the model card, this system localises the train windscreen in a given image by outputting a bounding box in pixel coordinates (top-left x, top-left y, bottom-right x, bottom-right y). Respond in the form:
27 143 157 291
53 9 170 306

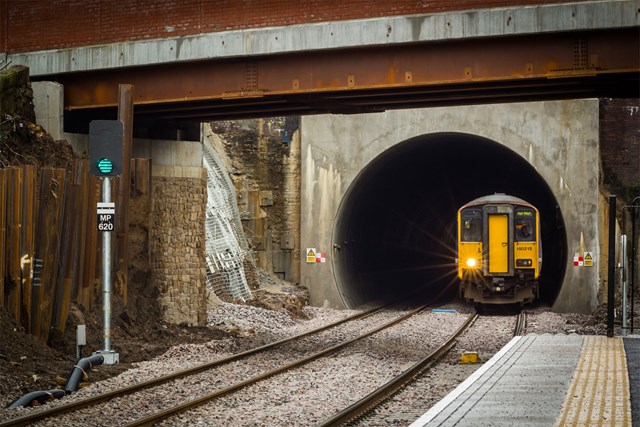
515 208 536 242
461 208 482 242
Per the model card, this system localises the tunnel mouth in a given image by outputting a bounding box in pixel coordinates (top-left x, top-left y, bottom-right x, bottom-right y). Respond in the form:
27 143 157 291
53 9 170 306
332 132 566 308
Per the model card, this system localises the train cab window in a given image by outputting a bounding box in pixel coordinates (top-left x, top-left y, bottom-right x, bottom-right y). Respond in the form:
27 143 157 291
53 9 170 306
515 208 535 242
461 208 482 242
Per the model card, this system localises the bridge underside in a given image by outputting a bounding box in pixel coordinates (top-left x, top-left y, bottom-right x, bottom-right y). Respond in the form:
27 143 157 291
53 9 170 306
33 28 639 136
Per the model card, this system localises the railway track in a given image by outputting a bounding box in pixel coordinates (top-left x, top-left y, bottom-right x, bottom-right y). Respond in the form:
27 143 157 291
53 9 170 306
0 305 387 427
317 311 525 426
1 304 452 427
514 312 527 337
125 305 432 426
1 306 512 427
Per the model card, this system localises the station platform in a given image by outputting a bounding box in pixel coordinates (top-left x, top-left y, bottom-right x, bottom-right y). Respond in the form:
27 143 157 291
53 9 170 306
409 334 639 427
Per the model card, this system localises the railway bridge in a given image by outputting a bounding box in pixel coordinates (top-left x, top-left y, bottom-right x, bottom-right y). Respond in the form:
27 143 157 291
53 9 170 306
2 0 639 323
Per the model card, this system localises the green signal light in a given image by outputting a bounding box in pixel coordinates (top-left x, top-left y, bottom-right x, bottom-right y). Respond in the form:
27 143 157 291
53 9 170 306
97 158 113 174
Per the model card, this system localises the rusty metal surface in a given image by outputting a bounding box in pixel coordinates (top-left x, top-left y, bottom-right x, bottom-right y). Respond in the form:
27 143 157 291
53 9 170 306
72 160 90 303
53 161 82 336
21 165 36 334
32 168 66 342
0 169 5 308
77 174 100 310
6 167 22 322
42 29 639 130
117 84 134 305
0 159 135 343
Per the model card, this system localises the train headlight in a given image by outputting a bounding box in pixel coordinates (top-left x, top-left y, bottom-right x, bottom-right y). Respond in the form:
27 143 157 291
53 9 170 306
465 258 477 268
516 259 533 267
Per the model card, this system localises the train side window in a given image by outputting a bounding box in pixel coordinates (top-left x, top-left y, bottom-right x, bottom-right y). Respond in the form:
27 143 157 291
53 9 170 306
461 209 482 242
515 208 535 242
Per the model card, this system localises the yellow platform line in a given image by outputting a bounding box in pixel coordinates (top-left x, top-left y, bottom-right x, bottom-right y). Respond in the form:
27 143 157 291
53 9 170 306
556 336 631 427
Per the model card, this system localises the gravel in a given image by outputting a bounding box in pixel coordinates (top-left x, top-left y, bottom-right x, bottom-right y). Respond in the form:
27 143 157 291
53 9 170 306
0 302 609 426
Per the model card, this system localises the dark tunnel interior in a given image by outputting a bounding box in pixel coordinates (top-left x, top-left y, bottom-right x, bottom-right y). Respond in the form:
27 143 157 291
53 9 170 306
332 132 567 308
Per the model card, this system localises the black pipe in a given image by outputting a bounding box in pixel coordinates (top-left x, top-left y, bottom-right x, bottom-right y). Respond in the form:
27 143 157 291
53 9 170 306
607 195 616 337
5 353 105 409
64 354 104 394
5 389 65 409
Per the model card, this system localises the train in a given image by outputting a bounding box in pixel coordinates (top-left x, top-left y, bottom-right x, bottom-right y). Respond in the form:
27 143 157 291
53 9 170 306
457 194 541 306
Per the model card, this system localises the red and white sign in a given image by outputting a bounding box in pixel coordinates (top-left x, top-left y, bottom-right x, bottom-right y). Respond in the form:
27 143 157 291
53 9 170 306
316 252 326 263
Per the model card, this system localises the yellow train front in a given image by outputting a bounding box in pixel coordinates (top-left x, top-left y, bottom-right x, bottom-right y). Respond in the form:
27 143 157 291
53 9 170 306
457 194 541 306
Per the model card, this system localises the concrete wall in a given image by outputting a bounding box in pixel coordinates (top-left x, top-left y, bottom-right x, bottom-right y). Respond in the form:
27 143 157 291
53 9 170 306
2 0 610 55
31 81 63 141
7 2 637 76
301 100 601 313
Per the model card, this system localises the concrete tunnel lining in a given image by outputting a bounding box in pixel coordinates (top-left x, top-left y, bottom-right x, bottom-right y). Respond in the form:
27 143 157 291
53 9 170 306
332 132 567 308
302 100 601 313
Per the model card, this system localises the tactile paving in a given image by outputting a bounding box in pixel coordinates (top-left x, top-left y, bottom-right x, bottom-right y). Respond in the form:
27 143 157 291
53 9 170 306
555 336 631 427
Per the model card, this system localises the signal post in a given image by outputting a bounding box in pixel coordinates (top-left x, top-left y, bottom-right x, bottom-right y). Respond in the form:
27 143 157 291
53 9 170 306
89 120 123 365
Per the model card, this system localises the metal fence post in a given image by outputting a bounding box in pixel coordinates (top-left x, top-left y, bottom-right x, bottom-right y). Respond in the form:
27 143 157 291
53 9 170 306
607 195 616 337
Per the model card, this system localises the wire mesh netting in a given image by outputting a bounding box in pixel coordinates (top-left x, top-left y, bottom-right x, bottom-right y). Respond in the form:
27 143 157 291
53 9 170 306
203 139 252 301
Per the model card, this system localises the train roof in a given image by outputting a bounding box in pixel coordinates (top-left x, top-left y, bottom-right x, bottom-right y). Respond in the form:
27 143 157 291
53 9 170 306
459 193 536 210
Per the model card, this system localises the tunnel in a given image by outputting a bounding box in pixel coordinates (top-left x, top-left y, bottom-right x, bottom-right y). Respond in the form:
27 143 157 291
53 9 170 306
332 132 567 308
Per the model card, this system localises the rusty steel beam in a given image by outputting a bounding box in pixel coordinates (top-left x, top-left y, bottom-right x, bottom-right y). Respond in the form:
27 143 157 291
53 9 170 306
46 29 638 110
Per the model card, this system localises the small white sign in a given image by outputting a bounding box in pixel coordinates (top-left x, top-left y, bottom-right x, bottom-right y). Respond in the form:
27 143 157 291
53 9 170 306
97 202 115 231
97 202 115 214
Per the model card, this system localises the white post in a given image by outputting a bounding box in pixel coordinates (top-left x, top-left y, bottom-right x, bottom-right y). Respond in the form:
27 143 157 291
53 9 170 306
102 177 112 351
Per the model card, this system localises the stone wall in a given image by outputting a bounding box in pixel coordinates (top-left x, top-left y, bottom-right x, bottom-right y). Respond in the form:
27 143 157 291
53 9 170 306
151 166 208 326
212 118 301 283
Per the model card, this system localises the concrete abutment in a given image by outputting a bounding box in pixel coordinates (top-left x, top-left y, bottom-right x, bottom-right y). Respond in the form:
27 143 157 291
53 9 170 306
301 100 603 314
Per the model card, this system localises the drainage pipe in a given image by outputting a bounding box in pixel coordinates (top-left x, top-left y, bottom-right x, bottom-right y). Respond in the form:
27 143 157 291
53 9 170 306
5 389 65 409
5 353 105 409
64 354 105 394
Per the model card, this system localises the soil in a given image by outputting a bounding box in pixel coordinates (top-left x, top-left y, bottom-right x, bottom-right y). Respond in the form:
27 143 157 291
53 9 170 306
0 114 75 170
0 280 311 408
0 302 226 407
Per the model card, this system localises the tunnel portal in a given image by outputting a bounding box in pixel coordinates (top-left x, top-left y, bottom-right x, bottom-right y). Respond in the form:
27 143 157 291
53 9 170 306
332 132 566 308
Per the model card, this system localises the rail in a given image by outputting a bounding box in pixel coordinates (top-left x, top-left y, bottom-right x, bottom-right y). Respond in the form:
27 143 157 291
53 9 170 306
124 305 428 427
315 312 478 427
0 305 385 427
317 310 525 426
